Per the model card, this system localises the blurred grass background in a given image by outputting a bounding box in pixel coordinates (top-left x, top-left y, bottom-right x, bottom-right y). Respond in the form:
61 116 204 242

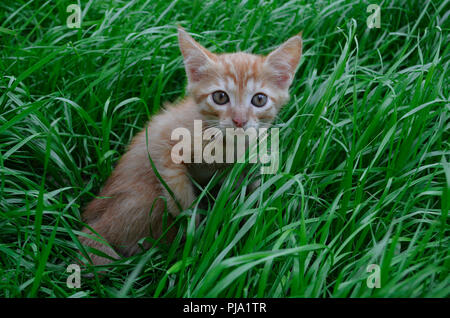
0 0 448 297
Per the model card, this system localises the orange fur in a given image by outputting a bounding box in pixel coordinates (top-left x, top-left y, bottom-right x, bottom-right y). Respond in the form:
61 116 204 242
79 27 302 265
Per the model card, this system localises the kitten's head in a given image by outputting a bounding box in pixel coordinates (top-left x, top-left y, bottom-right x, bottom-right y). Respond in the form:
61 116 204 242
178 27 302 130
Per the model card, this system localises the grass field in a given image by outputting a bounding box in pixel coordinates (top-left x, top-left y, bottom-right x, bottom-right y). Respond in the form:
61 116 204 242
0 0 449 298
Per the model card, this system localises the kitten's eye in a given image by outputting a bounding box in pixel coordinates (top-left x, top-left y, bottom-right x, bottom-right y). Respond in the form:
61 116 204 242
251 93 268 107
212 91 229 105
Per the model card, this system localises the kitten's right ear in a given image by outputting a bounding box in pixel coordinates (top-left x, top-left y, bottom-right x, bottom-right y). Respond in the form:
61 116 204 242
264 32 303 89
177 26 216 83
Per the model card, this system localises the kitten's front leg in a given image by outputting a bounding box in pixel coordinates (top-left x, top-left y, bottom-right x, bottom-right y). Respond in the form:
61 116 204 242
157 161 202 232
158 161 196 218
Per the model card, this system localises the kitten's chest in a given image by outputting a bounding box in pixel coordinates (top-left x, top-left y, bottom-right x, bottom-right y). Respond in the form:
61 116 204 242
186 136 244 185
186 161 231 186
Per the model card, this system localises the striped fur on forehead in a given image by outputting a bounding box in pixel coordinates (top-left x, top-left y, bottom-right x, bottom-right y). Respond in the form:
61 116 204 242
218 53 266 87
190 53 266 101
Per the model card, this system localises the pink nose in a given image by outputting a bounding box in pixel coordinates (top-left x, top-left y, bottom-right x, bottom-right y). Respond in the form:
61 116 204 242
232 118 247 128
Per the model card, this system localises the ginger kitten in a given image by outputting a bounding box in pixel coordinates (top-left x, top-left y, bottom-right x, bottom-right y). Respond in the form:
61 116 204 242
78 27 302 265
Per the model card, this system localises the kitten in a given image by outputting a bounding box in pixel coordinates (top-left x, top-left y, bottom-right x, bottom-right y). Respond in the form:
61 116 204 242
78 27 302 266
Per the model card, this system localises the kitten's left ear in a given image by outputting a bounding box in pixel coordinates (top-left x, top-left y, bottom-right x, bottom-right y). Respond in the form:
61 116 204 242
178 26 217 84
264 32 303 89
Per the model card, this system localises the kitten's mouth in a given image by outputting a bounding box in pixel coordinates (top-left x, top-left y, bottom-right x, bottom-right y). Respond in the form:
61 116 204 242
219 123 259 131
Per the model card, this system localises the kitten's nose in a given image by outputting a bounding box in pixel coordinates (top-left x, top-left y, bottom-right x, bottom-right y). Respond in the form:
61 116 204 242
232 117 247 128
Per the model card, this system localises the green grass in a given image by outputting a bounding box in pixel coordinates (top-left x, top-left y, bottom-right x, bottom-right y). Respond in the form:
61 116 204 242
0 0 449 298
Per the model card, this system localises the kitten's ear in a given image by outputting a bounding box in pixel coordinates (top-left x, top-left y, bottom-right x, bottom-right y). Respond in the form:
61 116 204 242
178 26 216 83
264 32 303 89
